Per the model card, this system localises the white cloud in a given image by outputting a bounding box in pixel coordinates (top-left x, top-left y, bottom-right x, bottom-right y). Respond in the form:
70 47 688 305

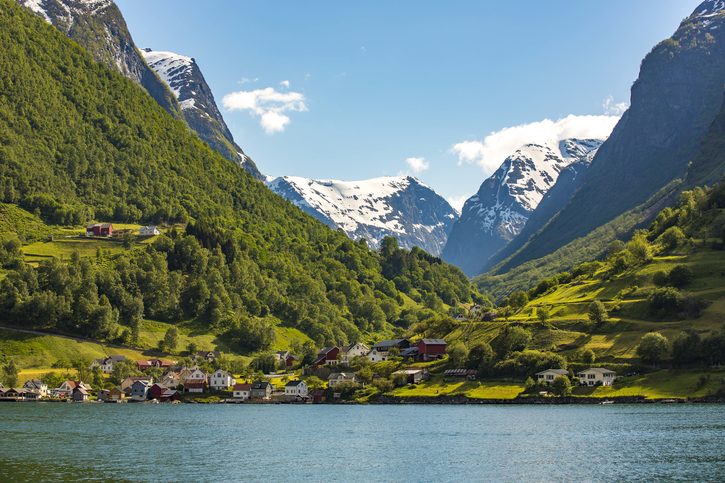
223 87 307 134
451 114 620 175
280 80 290 89
238 77 259 85
446 195 468 213
603 95 629 116
405 156 429 174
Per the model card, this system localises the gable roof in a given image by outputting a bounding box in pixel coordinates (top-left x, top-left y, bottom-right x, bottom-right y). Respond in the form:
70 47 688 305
372 339 408 350
285 380 306 387
536 369 569 376
233 383 252 391
420 339 447 345
578 368 616 375
251 381 272 390
328 372 356 380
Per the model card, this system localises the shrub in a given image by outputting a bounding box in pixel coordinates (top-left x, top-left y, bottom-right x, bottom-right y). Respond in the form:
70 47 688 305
636 332 669 365
668 265 693 288
652 271 669 287
658 226 687 250
588 300 608 325
551 375 572 397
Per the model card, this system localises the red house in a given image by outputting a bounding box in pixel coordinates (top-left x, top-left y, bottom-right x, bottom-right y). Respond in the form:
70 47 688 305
148 383 181 402
86 223 113 237
417 339 447 361
312 347 340 367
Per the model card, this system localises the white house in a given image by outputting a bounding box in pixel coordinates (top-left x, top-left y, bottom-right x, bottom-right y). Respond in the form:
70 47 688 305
341 342 370 364
23 379 48 398
232 383 251 401
366 349 389 363
90 355 127 374
536 369 569 384
139 226 161 237
328 373 357 388
577 368 617 387
284 380 308 400
183 368 207 383
208 370 236 391
392 369 426 385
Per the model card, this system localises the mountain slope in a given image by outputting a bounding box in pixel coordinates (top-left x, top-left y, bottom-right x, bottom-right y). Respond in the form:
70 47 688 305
268 176 458 255
140 48 263 180
442 139 602 275
497 0 725 273
0 0 479 349
18 0 181 118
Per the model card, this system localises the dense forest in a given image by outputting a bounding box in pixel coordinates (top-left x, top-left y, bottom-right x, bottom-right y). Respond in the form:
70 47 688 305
0 0 483 350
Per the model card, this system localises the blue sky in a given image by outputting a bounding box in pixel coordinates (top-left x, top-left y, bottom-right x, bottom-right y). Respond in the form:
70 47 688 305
115 0 701 209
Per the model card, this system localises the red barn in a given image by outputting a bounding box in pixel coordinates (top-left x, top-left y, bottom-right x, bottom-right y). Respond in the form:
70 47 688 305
86 223 113 237
149 384 181 402
312 347 340 367
417 339 447 361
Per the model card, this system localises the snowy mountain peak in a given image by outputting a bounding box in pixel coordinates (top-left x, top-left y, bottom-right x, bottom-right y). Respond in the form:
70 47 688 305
20 0 112 26
691 0 725 19
442 138 603 275
268 175 458 255
140 49 194 101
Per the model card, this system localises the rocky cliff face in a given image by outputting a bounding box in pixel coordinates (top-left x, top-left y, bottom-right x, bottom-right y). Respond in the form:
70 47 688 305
442 139 601 275
496 0 725 273
268 176 458 255
140 49 263 180
18 0 181 118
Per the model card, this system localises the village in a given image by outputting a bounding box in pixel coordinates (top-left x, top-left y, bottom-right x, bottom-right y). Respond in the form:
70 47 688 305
0 337 617 404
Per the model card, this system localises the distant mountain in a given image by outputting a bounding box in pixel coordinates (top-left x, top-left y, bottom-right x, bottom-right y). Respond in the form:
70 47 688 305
495 0 725 273
17 0 180 118
268 176 458 255
442 139 602 275
140 49 263 180
17 1 262 179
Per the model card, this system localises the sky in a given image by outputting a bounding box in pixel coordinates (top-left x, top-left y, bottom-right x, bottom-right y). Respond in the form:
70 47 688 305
115 0 702 211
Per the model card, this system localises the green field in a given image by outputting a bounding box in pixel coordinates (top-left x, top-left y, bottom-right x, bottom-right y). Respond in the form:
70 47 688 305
389 378 526 399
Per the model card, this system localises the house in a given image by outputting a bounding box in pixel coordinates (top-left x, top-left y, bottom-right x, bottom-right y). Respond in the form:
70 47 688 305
577 368 617 387
393 369 427 385
417 339 447 361
72 386 89 402
160 371 182 389
183 368 207 383
209 370 236 391
250 381 273 400
400 347 419 359
148 384 181 402
0 388 24 400
284 380 308 400
184 380 206 394
139 226 161 237
86 223 113 237
23 379 48 398
310 389 327 404
130 380 152 400
108 387 125 402
54 381 91 399
193 351 221 363
368 339 410 362
136 359 175 371
312 347 340 367
120 376 152 392
328 372 357 388
340 343 370 364
232 383 252 401
536 369 569 384
443 369 478 380
275 351 298 368
90 355 127 373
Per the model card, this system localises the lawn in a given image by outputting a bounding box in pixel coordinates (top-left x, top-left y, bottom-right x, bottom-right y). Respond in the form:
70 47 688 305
389 378 524 400
574 369 725 399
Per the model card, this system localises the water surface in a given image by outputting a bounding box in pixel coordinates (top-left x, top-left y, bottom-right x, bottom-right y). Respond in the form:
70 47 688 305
1 403 724 482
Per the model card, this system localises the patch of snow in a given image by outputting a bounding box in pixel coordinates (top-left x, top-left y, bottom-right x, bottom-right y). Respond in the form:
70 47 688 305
140 48 194 99
20 0 51 23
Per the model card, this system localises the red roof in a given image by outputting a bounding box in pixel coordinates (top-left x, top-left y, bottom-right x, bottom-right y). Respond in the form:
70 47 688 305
184 381 206 388
233 383 251 391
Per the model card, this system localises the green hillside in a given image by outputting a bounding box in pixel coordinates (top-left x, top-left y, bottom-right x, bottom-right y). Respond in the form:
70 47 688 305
0 0 482 363
445 184 725 399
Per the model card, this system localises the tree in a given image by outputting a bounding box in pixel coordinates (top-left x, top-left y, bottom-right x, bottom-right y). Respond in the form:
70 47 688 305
187 341 198 356
626 231 652 265
537 306 551 324
71 356 91 382
588 300 608 326
491 326 532 359
659 226 686 250
467 342 495 373
637 332 670 365
2 360 19 387
447 341 468 367
91 365 105 389
578 349 596 364
508 291 529 312
671 329 701 366
499 306 513 321
163 327 179 353
550 375 572 397
668 265 693 288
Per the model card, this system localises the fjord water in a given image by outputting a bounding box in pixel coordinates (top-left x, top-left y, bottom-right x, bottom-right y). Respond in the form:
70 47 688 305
1 404 724 482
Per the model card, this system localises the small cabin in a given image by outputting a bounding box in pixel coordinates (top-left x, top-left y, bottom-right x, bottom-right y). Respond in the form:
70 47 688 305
86 223 113 237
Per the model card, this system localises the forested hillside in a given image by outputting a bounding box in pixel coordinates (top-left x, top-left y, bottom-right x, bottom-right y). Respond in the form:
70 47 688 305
0 0 481 352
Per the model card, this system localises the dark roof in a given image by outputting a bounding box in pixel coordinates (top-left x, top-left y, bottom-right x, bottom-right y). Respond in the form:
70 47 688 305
400 347 419 356
372 339 408 349
420 339 447 345
318 346 338 355
107 355 127 362
251 381 272 390
233 383 251 391
285 380 305 387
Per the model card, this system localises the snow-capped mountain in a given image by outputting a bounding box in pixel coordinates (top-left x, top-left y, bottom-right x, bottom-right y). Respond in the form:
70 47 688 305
268 176 458 255
17 1 262 179
442 139 603 275
141 49 263 180
17 0 180 117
